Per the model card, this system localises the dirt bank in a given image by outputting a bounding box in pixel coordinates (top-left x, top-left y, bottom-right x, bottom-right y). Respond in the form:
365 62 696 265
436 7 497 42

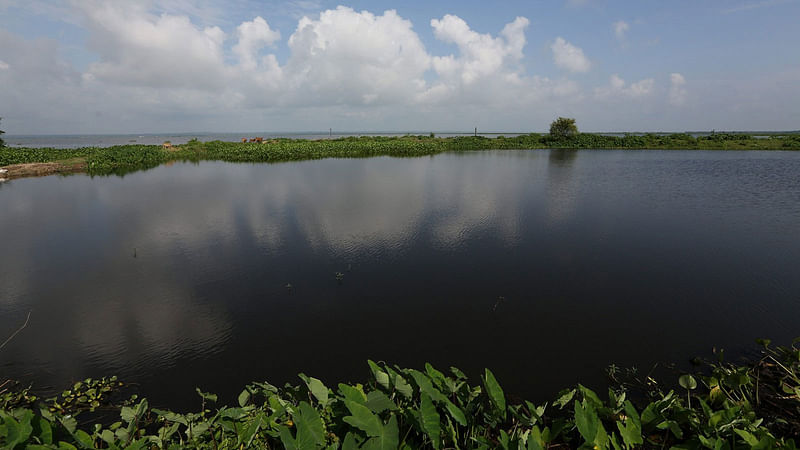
0 160 87 180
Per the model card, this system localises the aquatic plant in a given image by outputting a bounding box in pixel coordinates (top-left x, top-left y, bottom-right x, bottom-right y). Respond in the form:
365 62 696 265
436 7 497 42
2 133 800 178
1 338 798 448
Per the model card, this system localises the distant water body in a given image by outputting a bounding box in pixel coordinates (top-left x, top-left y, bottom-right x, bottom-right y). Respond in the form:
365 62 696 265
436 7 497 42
4 132 524 149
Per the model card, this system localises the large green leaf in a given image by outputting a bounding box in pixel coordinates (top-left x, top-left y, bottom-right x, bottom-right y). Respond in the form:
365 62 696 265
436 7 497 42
368 360 391 390
278 426 298 450
408 369 446 402
294 401 326 449
342 432 360 450
361 415 399 450
343 400 383 437
386 368 413 398
419 393 441 449
338 384 368 405
366 391 397 414
578 384 603 407
616 418 643 448
300 375 330 406
483 369 506 420
443 399 467 427
527 426 545 450
574 400 599 444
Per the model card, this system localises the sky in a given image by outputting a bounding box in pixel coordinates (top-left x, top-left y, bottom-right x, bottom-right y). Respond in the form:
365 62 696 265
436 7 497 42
0 0 799 134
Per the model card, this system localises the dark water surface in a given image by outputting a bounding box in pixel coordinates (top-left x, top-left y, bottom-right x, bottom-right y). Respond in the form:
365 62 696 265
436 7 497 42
1 150 799 409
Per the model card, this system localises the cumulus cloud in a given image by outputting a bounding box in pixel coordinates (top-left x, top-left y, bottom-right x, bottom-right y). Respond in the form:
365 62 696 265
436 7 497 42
551 37 591 73
283 7 431 106
613 20 629 40
594 74 655 99
0 2 702 133
233 16 281 71
669 73 687 106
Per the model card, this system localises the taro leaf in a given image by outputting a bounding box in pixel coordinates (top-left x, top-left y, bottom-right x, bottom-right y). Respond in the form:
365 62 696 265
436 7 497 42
366 391 397 414
2 413 31 449
343 400 383 437
361 414 399 450
240 414 263 447
425 363 447 388
616 416 643 448
100 429 116 446
73 429 94 449
33 415 53 445
300 374 329 406
443 399 467 427
734 429 759 446
57 442 79 450
623 401 641 429
238 389 251 407
483 369 507 419
408 369 446 402
554 389 576 409
295 401 326 449
342 432 360 450
60 415 78 434
526 426 545 450
386 368 413 398
450 367 467 380
574 400 599 444
339 384 368 405
419 393 441 449
368 360 391 390
278 426 298 450
578 384 603 407
498 429 510 449
679 374 698 390
640 403 658 427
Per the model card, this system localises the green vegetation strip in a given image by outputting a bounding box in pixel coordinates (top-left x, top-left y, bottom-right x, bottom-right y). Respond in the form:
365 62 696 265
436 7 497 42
2 133 800 177
2 339 799 448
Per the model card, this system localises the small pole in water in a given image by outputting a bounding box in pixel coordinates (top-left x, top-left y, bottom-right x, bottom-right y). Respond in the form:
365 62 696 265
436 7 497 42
474 127 477 137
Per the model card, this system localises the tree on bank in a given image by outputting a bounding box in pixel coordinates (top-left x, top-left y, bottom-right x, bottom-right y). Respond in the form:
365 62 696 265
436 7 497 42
549 117 578 139
0 117 5 148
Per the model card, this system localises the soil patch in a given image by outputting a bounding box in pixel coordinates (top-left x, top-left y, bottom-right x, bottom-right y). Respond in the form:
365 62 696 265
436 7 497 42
1 159 87 180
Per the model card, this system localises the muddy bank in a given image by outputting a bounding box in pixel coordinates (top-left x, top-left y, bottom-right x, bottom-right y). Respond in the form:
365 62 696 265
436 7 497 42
0 160 87 180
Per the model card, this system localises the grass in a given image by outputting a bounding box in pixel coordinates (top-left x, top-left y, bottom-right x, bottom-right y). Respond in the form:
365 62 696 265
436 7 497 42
1 133 800 178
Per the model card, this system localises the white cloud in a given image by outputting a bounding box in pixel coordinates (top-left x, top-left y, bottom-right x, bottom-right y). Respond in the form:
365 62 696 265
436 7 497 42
669 72 687 106
79 1 228 90
551 37 591 73
2 2 745 133
613 20 629 40
233 16 281 70
283 7 431 106
594 74 655 99
430 15 528 84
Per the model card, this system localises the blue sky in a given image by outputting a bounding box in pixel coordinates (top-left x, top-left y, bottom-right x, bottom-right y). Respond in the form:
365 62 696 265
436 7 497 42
1 0 798 134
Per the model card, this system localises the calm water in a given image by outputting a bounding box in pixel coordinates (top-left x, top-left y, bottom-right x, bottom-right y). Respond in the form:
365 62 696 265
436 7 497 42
1 150 799 409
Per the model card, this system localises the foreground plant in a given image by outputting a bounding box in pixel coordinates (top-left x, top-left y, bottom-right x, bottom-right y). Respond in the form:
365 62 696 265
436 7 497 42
1 338 799 449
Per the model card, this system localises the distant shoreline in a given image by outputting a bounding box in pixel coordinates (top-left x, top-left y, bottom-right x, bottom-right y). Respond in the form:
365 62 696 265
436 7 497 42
2 133 799 180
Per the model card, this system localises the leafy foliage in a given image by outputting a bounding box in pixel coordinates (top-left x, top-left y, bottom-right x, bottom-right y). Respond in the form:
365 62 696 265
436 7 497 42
549 117 578 139
1 338 799 448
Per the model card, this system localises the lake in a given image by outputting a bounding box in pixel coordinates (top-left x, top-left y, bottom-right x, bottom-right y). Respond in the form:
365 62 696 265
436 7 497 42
1 149 798 410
